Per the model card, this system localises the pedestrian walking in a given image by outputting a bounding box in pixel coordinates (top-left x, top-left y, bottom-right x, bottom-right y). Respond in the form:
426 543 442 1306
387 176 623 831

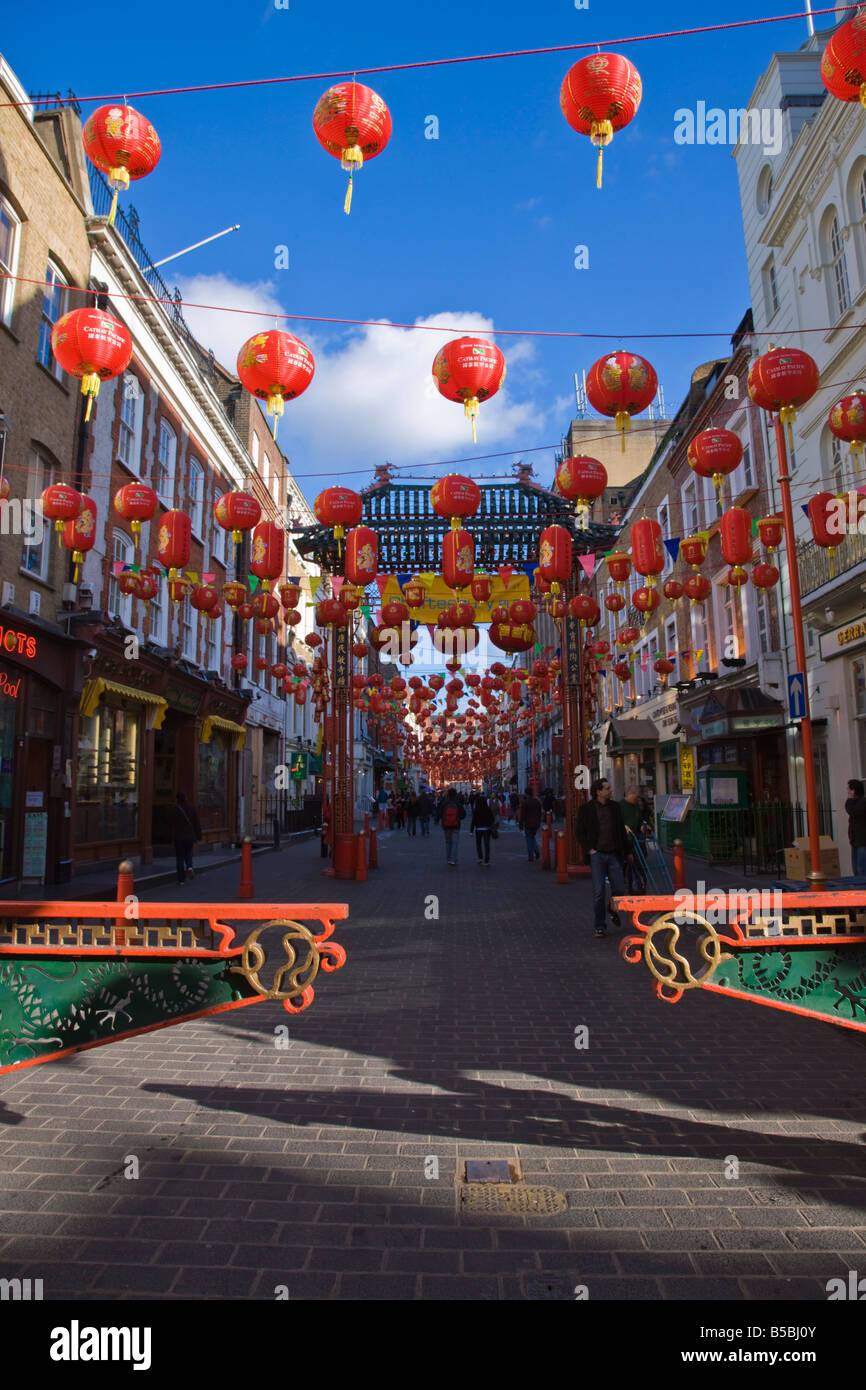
846 778 866 876
577 777 632 937
508 790 520 821
171 790 202 885
440 787 465 866
407 790 420 837
470 791 497 864
417 789 433 836
518 788 543 861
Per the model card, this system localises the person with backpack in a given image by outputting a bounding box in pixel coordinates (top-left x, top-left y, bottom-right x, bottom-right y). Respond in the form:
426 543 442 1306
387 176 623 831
518 788 543 861
470 791 497 865
171 790 202 885
440 787 465 866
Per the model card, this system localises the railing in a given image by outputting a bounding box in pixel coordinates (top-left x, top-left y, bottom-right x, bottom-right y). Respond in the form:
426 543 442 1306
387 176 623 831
250 795 322 843
656 801 834 875
88 165 200 356
798 528 866 596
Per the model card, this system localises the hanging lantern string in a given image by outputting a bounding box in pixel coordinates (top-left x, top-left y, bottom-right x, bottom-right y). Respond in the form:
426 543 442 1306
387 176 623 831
6 7 846 109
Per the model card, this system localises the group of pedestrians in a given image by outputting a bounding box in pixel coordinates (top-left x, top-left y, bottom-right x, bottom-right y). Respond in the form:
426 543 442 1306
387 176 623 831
375 787 434 835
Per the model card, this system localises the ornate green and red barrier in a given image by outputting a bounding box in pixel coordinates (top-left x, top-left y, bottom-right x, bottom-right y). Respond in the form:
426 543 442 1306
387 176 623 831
615 891 866 1031
0 901 347 1074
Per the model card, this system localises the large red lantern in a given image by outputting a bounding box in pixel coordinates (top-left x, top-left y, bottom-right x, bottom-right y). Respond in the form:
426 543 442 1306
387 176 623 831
632 586 660 615
431 339 506 442
114 483 158 550
586 351 657 451
489 622 535 654
469 574 494 604
191 584 219 612
82 104 161 225
807 492 845 559
756 515 784 554
687 428 743 501
684 573 711 605
829 392 866 461
223 580 247 610
510 598 537 625
653 658 675 683
555 456 608 513
747 349 819 453
314 487 363 543
442 528 475 591
538 525 572 592
50 309 132 420
604 592 625 613
40 484 82 544
663 578 683 602
345 526 378 586
312 82 392 214
430 474 482 529
631 518 664 584
679 534 708 570
316 598 350 627
215 491 261 545
236 330 315 433
605 552 632 588
751 563 780 591
612 661 632 683
560 53 642 188
61 495 97 581
250 520 285 592
821 13 866 107
570 594 600 626
252 592 280 620
157 510 191 583
231 653 248 672
382 599 410 627
719 507 753 581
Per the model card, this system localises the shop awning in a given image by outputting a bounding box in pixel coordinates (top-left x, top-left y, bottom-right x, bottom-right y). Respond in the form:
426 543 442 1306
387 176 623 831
200 714 247 751
605 718 659 753
80 678 167 730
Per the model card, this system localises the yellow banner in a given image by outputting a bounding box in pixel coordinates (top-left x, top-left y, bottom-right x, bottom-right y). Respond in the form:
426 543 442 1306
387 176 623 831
378 574 530 623
679 745 695 791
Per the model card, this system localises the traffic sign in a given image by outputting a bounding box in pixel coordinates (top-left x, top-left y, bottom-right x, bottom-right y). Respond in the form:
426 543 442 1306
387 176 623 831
788 672 807 721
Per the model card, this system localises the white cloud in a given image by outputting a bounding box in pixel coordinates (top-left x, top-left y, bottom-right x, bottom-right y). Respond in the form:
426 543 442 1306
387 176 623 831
175 273 288 375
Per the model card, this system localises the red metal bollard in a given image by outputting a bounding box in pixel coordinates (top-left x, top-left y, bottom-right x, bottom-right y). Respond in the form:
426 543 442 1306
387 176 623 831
115 859 134 946
555 831 568 885
363 812 370 837
673 839 686 891
541 822 551 870
239 836 254 900
355 831 367 882
378 809 385 831
368 827 378 869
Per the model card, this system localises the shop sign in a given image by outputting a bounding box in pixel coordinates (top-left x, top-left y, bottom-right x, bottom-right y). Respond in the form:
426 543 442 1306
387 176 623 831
731 716 783 732
0 672 22 700
820 616 866 660
679 745 695 790
164 682 201 714
0 626 37 660
701 719 727 738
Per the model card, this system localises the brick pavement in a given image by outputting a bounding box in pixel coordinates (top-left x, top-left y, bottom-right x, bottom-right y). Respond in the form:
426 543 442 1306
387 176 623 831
0 819 864 1301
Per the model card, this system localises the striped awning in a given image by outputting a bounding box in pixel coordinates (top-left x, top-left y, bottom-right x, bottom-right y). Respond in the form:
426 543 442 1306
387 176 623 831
80 678 167 730
200 714 247 751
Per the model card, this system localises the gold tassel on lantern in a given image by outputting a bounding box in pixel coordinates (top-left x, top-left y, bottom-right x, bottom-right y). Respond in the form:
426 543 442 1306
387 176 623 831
590 120 613 190
107 167 130 228
342 145 363 215
464 396 479 443
614 409 631 453
267 391 285 440
80 373 101 422
779 403 797 460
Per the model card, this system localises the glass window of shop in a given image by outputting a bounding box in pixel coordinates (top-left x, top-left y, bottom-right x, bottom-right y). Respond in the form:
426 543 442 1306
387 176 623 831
76 704 139 843
198 731 228 831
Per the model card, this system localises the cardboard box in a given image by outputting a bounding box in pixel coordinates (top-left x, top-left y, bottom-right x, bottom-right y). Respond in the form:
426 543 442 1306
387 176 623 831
784 836 840 880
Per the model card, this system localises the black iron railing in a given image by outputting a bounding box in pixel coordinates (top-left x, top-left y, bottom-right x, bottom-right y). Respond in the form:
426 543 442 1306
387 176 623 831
656 801 835 875
250 795 322 843
798 529 866 596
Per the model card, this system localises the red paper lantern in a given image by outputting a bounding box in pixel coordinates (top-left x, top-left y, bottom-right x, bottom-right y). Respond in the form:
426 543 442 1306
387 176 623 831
400 579 425 608
821 13 866 106
61 494 97 580
570 594 600 626
725 567 749 590
684 574 711 604
136 572 159 604
250 520 285 591
653 658 675 682
168 576 191 604
663 578 683 602
236 330 315 431
632 586 660 614
252 592 280 620
679 534 708 570
719 507 753 581
605 552 632 587
489 621 535 654
430 474 482 529
279 581 301 608
312 82 392 213
431 340 506 442
756 515 784 553
339 584 362 612
215 491 261 545
604 592 625 613
442 528 475 591
555 455 608 512
560 53 642 188
223 580 247 609
345 526 378 586
617 626 640 648
231 653 248 672
382 599 410 626
687 428 743 500
316 598 350 627
829 392 866 459
50 309 132 420
509 598 537 624
237 602 255 622
0 478 9 503
549 597 568 619
270 663 288 681
254 655 269 672
352 641 369 658
40 484 82 544
117 570 141 598
82 104 160 224
191 584 219 612
314 487 363 541
751 563 780 590
285 608 302 627
307 633 322 648
631 518 664 583
469 574 494 604
612 661 632 682
586 351 657 451
538 525 572 591
747 348 819 426
114 483 158 545
807 492 845 553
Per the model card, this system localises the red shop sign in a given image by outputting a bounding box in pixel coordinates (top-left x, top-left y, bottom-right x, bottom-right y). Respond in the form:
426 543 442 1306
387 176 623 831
0 672 22 699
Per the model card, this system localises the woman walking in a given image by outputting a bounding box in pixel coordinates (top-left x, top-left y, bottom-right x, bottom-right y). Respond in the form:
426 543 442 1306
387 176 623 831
171 790 202 885
471 792 497 865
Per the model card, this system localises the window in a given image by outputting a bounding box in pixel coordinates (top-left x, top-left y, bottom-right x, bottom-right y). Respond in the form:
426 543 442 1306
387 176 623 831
682 478 700 534
107 531 134 625
207 611 221 672
118 373 142 470
690 603 709 676
189 459 204 536
212 517 225 566
37 262 67 377
762 256 779 320
742 441 754 489
854 657 866 717
756 164 773 216
828 212 852 318
665 615 679 681
21 452 52 581
756 588 771 657
149 576 166 646
182 595 196 660
155 421 176 504
657 500 672 574
0 198 20 326
830 431 845 494
721 588 738 660
252 432 260 473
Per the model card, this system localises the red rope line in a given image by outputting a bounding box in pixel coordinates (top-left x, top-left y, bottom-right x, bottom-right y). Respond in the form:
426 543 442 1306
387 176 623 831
1 6 848 108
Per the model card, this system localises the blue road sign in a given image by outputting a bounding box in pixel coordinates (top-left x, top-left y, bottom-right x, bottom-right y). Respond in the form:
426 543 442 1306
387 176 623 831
788 671 807 721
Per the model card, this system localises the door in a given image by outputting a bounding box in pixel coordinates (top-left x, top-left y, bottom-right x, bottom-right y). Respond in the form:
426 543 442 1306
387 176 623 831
22 737 51 883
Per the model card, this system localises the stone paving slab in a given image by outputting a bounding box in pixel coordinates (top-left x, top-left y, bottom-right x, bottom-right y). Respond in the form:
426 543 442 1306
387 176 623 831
0 819 864 1300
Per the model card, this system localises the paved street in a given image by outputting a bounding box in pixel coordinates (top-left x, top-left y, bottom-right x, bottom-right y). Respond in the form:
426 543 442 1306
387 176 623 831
1 821 864 1301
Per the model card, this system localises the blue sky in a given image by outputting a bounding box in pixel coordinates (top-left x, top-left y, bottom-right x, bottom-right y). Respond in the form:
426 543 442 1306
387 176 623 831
4 1 835 502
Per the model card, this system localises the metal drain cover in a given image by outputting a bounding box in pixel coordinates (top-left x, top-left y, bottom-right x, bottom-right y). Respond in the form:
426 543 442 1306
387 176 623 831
459 1184 567 1214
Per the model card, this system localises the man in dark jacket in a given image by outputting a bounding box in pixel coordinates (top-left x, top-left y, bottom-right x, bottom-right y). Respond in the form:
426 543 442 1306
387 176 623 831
440 787 466 866
519 788 543 861
576 778 631 937
470 793 497 865
846 778 866 876
171 791 202 884
417 790 434 836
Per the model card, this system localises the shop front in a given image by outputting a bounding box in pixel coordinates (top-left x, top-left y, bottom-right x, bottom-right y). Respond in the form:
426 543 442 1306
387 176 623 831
0 613 85 887
604 717 659 798
680 684 789 806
